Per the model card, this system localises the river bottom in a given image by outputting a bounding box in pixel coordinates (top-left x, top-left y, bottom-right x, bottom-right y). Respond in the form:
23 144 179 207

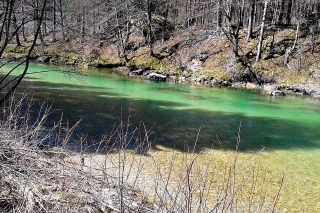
79 146 320 212
150 147 320 212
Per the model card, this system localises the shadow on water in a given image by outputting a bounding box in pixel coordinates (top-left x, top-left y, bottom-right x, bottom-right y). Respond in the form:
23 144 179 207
16 79 320 153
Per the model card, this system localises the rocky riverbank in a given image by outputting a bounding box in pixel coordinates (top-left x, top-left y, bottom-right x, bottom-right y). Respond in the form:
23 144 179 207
111 65 320 99
4 27 320 99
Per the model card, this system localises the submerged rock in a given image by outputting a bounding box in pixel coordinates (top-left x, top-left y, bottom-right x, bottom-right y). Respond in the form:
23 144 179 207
130 69 144 76
146 72 166 82
36 56 52 63
270 90 285 96
220 81 232 87
113 66 131 75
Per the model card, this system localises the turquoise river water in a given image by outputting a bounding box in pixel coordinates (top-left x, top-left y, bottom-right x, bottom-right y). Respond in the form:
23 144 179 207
1 62 320 211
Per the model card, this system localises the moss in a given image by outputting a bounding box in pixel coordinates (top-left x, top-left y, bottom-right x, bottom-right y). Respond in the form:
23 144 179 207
127 55 166 71
199 69 231 81
64 52 78 62
278 70 308 86
253 60 274 74
7 45 30 54
172 67 182 75
97 58 111 65
199 55 232 81
3 44 30 58
251 56 311 86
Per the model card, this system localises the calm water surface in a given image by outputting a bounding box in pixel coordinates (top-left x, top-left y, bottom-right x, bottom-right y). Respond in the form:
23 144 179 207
11 63 319 152
2 62 320 211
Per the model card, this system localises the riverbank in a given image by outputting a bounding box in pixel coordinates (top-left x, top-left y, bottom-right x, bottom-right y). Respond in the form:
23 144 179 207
3 26 320 99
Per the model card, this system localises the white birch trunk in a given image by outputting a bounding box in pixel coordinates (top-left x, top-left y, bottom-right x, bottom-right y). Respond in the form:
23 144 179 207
256 0 269 62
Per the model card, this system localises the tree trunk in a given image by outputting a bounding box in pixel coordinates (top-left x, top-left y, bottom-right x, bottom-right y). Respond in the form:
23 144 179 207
21 1 27 42
217 0 222 28
161 1 170 44
59 0 65 41
13 13 22 46
53 0 56 42
114 4 129 62
256 0 268 62
0 0 48 106
146 0 154 56
286 0 293 25
291 21 300 51
81 7 85 43
34 0 39 35
278 0 285 25
0 0 13 42
246 0 255 42
310 26 315 54
0 0 15 56
15 32 21 46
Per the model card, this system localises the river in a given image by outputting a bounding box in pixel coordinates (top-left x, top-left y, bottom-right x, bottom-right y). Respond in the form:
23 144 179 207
2 62 320 211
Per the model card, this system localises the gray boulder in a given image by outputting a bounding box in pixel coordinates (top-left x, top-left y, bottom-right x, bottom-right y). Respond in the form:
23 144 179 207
146 72 166 82
271 90 285 96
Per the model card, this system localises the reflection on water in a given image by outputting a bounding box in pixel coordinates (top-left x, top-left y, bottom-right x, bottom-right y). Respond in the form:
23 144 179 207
3 62 320 211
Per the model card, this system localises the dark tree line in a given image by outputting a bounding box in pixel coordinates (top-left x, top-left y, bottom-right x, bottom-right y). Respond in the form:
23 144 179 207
4 0 319 47
1 0 319 57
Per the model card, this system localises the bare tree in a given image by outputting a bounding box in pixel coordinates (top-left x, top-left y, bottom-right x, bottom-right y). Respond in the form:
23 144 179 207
285 0 293 25
0 0 48 105
277 0 285 25
256 0 269 62
246 0 256 42
0 0 15 56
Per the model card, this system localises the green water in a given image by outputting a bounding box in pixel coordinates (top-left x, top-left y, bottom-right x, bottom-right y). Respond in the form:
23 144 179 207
2 61 320 211
2 62 320 152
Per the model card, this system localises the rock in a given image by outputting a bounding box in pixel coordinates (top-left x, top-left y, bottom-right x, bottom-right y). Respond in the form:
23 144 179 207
185 59 203 73
271 90 285 96
146 72 166 82
49 58 57 64
192 75 206 83
210 79 219 86
170 76 179 82
262 84 277 95
179 76 186 82
182 70 191 77
37 56 52 63
245 82 257 89
286 86 307 95
310 91 320 99
221 81 232 86
113 66 131 75
65 60 76 66
130 69 144 76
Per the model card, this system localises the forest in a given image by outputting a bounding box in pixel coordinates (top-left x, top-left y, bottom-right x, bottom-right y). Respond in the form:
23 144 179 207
1 0 320 100
4 0 318 47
